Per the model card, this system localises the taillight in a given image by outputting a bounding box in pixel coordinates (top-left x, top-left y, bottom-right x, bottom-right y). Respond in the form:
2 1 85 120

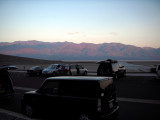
66 69 70 71
97 99 101 112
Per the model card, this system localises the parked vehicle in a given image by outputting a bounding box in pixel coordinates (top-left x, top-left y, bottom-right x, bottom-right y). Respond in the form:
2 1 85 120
156 64 160 79
42 64 61 76
7 65 18 70
97 59 126 79
58 64 88 76
0 66 14 99
27 66 44 76
21 76 119 120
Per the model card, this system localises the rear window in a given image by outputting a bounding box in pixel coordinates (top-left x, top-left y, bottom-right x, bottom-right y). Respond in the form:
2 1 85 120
60 80 100 98
100 79 113 90
70 65 76 69
99 63 111 69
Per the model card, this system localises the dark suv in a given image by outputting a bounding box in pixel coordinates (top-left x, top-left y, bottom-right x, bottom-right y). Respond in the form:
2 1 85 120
97 59 126 79
21 77 119 120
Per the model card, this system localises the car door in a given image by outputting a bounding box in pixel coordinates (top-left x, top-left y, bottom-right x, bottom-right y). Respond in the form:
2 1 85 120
70 65 77 75
35 67 41 75
36 81 60 116
117 63 125 75
78 65 85 75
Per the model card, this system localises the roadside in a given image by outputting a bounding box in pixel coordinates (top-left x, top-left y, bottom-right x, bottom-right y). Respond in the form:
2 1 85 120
0 108 38 120
1 96 160 120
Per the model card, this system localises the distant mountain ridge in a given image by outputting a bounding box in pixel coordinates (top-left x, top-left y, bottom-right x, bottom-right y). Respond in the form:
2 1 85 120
0 40 160 60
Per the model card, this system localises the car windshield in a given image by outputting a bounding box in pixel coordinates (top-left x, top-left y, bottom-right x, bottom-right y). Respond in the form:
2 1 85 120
30 66 38 70
47 65 57 69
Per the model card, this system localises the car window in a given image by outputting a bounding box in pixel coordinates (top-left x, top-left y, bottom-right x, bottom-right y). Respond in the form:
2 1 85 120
78 65 83 69
60 81 99 98
56 65 61 69
40 81 59 95
40 67 43 70
118 63 122 67
30 66 36 70
65 66 69 69
99 63 110 69
112 63 117 69
70 65 76 69
35 67 40 70
47 65 57 69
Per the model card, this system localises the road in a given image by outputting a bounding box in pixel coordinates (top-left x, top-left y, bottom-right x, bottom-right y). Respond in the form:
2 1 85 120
0 71 160 120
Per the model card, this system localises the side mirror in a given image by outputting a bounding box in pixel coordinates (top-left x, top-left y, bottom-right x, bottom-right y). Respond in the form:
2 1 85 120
36 89 41 93
37 89 45 94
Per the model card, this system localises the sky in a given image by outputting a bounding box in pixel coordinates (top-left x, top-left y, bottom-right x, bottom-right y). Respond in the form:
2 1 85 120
0 0 160 48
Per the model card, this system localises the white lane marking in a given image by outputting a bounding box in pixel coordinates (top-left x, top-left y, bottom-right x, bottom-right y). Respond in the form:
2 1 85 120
126 73 156 77
88 73 156 76
0 108 39 120
14 86 36 91
118 97 160 105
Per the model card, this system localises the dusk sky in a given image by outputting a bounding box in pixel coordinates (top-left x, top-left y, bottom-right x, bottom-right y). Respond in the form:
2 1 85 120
0 0 160 48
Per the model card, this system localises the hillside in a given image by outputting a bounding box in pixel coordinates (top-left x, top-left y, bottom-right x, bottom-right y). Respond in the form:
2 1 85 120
0 40 160 60
0 54 98 71
0 54 62 66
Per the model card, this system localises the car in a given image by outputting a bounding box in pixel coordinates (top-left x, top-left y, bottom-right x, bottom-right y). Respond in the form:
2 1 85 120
97 59 126 79
21 76 119 120
0 66 14 99
58 64 88 76
156 64 160 79
7 65 18 70
42 64 61 76
27 66 44 76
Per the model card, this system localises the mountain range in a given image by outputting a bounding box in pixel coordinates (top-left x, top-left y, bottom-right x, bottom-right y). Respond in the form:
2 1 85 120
0 40 160 60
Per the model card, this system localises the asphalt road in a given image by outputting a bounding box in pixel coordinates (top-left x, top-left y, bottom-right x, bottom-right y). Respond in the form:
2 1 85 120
0 71 160 120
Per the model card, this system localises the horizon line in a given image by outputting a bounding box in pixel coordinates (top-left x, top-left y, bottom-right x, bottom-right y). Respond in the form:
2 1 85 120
0 40 159 49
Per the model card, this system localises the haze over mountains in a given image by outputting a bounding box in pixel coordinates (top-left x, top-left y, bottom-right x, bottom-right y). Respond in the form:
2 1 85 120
0 40 160 60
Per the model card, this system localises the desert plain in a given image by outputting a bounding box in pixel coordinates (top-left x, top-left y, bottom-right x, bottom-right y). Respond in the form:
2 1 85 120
1 54 160 73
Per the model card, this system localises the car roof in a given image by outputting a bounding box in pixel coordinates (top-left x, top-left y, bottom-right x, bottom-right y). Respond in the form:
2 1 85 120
31 66 41 68
46 76 112 82
50 64 60 65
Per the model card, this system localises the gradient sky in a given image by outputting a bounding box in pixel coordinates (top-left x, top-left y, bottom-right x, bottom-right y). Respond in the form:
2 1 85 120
0 0 160 48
